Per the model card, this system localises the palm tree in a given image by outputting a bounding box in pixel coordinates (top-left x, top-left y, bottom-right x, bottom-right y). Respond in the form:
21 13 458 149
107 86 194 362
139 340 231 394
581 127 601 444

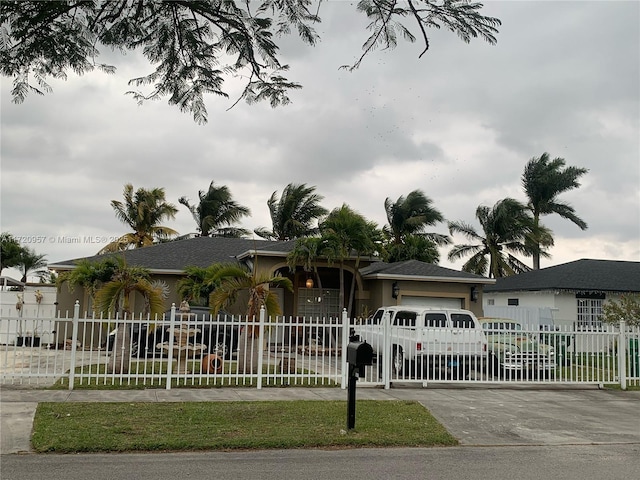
320 204 380 317
384 190 450 244
176 263 232 306
447 198 548 278
0 232 23 273
95 258 165 373
56 258 119 309
100 184 179 253
15 247 48 283
254 183 328 241
209 263 293 374
522 153 588 269
179 181 250 237
287 237 325 289
386 234 441 263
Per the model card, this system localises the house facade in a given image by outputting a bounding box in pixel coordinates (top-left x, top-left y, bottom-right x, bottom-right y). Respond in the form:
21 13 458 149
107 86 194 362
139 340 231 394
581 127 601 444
49 236 494 320
483 259 640 328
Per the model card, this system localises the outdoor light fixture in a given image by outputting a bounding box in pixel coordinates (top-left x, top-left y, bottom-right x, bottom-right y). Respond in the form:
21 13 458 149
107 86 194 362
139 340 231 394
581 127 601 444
392 282 400 299
306 277 314 289
470 286 478 302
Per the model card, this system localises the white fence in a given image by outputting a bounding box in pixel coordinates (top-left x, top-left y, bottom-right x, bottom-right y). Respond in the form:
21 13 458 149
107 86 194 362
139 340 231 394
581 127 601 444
1 303 638 390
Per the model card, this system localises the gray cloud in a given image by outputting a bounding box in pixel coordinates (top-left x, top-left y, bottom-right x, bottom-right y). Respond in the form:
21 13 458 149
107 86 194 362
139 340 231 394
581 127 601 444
1 1 638 275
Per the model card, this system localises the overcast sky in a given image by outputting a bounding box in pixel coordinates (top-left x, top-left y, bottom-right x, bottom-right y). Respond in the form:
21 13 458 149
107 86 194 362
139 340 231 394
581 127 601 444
1 1 639 281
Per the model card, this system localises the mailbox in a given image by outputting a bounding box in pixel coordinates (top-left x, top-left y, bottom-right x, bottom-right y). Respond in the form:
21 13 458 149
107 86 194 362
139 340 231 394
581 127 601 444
347 341 374 368
346 340 373 430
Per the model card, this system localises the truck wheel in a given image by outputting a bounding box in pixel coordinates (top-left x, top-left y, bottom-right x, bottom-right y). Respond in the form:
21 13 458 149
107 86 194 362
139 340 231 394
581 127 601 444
392 346 404 376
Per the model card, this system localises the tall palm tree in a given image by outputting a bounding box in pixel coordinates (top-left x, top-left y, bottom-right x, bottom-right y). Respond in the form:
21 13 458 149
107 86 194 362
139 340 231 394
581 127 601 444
209 263 293 373
320 204 380 317
254 183 328 241
179 181 250 237
100 184 179 253
447 198 548 278
386 234 441 263
383 190 450 263
15 247 48 283
522 153 588 269
95 258 165 374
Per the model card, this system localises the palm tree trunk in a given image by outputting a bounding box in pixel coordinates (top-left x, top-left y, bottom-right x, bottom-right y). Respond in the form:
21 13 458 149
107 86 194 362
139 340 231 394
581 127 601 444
338 262 345 318
347 257 360 318
532 212 541 270
108 323 130 374
236 327 260 374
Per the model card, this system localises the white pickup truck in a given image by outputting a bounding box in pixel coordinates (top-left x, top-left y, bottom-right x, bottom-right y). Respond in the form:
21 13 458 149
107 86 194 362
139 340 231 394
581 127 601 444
351 306 488 377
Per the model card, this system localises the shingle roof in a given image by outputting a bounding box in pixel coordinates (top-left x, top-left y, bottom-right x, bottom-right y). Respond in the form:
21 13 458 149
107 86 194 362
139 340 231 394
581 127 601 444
484 259 640 293
360 259 493 284
49 237 280 272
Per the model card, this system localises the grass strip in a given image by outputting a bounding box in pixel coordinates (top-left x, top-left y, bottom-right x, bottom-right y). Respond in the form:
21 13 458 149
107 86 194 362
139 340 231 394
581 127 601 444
32 400 457 453
47 361 339 390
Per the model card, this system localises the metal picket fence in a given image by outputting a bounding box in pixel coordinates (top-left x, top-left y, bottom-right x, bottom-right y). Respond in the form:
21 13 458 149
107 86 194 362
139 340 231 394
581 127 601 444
0 302 349 389
1 302 638 390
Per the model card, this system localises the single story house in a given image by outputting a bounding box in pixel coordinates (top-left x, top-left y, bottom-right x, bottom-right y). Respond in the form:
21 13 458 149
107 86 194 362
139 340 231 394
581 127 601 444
483 259 640 329
49 236 494 320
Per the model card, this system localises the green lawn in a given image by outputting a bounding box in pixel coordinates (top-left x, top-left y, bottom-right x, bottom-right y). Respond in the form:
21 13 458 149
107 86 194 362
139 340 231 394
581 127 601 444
31 400 458 453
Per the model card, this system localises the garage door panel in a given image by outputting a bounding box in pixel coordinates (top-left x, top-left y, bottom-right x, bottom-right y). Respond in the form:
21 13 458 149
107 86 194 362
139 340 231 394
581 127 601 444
401 296 462 309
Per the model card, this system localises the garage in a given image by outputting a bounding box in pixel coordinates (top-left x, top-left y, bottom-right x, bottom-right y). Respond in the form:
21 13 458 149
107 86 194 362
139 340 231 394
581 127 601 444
400 295 463 309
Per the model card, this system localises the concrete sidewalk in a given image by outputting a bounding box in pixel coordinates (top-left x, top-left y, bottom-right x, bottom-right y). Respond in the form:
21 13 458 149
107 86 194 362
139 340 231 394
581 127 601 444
2 385 640 454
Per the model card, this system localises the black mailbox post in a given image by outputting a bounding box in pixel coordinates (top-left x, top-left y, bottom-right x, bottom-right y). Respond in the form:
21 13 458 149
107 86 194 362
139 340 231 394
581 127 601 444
346 339 373 429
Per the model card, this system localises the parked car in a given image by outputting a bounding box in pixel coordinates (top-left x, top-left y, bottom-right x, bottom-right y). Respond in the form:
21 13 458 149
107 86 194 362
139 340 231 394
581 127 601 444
351 306 488 377
104 306 241 359
479 318 555 377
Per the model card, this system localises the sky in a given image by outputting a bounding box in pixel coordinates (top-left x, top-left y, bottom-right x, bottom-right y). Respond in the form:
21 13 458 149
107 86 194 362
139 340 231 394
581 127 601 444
1 1 639 282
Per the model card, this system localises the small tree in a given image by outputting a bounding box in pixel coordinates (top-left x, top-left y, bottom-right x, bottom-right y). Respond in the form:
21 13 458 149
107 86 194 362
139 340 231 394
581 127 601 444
95 259 164 373
601 294 640 328
56 258 119 309
15 247 48 283
209 263 293 374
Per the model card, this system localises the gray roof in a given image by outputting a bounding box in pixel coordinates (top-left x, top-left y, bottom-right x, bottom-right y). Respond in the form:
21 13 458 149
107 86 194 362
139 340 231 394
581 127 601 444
49 237 280 273
360 260 493 284
484 259 640 294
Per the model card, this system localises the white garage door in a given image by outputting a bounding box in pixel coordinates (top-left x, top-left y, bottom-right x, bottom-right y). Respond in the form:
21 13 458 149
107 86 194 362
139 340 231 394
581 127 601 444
400 296 463 309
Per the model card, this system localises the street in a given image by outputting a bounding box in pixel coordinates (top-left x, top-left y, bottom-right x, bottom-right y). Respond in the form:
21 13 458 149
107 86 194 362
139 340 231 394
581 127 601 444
2 444 640 480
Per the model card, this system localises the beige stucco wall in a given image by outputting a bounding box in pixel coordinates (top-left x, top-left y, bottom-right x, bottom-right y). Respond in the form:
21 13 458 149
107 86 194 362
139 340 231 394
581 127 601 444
363 279 484 318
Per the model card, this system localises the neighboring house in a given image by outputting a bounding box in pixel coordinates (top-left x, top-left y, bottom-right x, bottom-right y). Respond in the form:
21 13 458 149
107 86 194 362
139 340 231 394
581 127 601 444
49 236 494 320
483 259 640 329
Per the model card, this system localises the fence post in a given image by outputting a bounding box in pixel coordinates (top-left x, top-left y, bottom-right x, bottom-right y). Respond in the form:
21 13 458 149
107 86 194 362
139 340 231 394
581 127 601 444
341 308 348 389
165 304 176 390
383 311 391 389
257 306 266 390
68 301 80 390
618 320 627 391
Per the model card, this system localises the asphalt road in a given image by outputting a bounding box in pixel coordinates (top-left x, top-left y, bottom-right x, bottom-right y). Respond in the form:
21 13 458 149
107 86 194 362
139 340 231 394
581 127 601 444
2 445 640 480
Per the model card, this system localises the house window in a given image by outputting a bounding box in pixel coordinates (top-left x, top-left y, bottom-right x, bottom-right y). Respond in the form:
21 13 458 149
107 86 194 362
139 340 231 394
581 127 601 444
487 299 495 306
507 298 519 306
576 294 604 329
